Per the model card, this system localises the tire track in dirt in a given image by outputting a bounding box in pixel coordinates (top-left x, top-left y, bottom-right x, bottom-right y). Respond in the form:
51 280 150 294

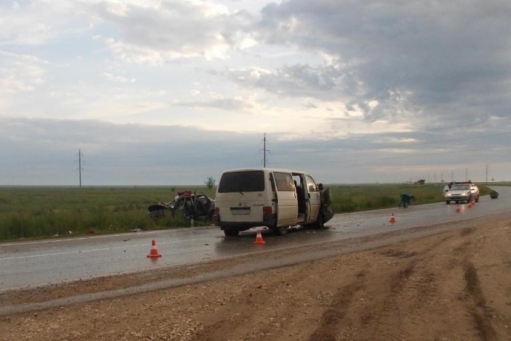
305 244 423 341
307 281 364 341
449 222 501 340
339 235 455 340
188 280 284 341
189 262 333 341
311 258 419 341
464 261 497 341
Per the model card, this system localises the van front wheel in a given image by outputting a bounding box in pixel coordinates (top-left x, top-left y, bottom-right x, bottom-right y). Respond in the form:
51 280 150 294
313 214 324 229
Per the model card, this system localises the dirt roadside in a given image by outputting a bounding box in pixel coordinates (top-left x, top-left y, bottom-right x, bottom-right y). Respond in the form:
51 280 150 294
1 218 511 341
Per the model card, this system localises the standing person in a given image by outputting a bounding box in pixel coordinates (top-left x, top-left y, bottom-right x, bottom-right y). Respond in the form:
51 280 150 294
399 193 413 208
443 183 450 193
448 182 453 190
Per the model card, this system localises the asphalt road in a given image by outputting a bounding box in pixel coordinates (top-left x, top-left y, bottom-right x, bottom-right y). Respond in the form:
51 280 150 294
1 186 509 292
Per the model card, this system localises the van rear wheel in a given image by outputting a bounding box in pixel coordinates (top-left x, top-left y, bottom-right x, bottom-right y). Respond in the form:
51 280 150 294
223 229 239 237
273 226 288 236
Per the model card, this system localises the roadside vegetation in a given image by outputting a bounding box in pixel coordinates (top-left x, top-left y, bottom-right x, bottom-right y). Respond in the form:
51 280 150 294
328 183 492 213
0 183 491 241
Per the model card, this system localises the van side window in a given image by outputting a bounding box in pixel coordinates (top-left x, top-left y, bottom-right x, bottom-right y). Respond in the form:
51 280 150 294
305 175 318 192
274 172 295 192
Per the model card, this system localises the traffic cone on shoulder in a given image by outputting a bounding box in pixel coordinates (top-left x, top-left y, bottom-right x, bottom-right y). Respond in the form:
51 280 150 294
468 201 473 208
146 240 162 258
456 205 461 213
254 230 265 245
389 213 396 223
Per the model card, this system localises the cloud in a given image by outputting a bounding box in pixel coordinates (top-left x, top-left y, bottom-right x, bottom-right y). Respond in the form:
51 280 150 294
1 1 511 184
253 0 511 125
0 51 47 95
0 117 267 185
89 0 256 63
0 0 87 45
103 72 135 83
176 97 253 111
227 64 362 101
1 117 510 185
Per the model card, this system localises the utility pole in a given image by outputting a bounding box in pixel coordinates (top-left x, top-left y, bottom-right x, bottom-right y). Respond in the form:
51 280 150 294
486 164 488 184
451 171 454 182
261 133 270 167
466 168 468 181
77 149 84 188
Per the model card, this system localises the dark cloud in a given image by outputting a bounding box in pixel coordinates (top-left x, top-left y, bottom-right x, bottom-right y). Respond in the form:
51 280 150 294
227 64 360 101
0 117 262 185
1 117 510 185
251 0 511 125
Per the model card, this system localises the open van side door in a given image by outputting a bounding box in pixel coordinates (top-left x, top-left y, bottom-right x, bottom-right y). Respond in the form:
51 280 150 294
272 171 299 227
304 175 321 223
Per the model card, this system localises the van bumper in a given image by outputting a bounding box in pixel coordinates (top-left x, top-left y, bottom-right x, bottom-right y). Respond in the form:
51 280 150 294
217 214 277 231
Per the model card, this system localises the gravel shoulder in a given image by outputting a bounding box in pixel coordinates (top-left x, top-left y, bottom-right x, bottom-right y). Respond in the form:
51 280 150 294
1 217 511 341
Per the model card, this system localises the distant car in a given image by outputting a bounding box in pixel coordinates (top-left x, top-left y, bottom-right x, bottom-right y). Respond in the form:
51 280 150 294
444 182 479 204
148 193 215 220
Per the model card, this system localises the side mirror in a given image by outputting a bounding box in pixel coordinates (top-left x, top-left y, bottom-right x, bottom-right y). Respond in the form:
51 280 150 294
318 183 324 191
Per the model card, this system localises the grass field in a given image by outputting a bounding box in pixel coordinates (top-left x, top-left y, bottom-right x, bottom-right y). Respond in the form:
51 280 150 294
0 183 491 241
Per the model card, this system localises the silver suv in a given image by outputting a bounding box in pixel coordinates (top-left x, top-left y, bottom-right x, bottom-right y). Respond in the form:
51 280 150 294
444 182 479 204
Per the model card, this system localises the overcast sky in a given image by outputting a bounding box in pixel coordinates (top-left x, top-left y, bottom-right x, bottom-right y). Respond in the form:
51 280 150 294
1 0 510 186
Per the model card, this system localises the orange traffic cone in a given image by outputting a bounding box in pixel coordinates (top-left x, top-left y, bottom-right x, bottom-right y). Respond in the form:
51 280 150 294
254 230 265 245
456 205 461 213
389 213 396 223
146 240 162 258
468 202 473 208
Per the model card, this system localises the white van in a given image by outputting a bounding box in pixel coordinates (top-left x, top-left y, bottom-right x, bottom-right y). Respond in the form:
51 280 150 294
213 168 333 236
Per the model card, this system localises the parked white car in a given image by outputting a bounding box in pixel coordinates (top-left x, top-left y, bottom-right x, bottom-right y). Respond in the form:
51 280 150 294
444 182 479 204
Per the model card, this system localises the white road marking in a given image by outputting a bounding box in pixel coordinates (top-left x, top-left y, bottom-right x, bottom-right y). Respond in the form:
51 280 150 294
0 237 212 261
0 227 206 247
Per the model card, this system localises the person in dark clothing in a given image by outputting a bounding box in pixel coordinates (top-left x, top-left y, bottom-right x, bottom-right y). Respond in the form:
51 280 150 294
399 193 414 208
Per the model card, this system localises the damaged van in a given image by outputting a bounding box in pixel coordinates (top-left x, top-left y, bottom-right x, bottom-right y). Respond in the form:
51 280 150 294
213 168 333 237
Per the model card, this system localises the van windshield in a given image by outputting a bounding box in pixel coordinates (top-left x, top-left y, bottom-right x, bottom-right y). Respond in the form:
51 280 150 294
218 171 265 193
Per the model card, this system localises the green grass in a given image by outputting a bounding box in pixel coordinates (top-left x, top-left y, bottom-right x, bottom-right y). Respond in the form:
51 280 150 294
0 183 491 241
0 186 215 241
326 183 491 213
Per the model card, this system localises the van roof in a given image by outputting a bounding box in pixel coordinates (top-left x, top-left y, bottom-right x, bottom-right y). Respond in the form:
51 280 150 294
220 167 311 175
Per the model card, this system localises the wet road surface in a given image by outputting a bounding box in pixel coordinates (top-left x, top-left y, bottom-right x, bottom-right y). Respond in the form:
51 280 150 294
1 186 509 291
